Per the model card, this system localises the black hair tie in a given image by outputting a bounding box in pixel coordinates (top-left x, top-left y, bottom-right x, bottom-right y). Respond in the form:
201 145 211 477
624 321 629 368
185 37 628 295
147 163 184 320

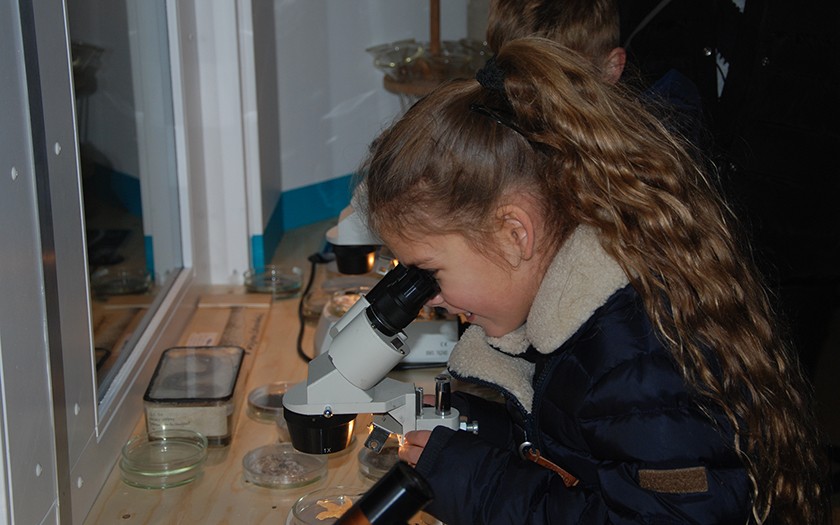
473 56 526 137
475 56 506 98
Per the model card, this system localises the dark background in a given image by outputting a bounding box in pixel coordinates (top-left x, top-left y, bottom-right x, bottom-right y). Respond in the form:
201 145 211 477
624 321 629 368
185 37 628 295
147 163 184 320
618 0 840 378
616 0 840 500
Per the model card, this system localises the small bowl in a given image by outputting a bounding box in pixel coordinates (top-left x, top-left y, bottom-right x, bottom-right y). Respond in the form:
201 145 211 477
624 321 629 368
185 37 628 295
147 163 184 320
120 429 208 489
325 287 369 319
301 290 330 322
242 443 327 489
358 439 400 481
289 485 368 524
247 381 295 423
244 265 303 299
91 267 152 296
307 276 378 322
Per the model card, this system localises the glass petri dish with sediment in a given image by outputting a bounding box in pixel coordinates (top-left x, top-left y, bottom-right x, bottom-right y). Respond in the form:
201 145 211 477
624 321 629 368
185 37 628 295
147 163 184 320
358 439 400 481
242 443 327 489
288 486 368 525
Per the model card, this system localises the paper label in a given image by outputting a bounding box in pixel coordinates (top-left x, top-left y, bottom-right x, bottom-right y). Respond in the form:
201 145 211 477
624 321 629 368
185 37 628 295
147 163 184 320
146 404 231 437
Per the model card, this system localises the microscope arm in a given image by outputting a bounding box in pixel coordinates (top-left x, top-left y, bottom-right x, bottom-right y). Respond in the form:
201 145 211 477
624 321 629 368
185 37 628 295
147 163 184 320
283 353 466 451
282 263 476 455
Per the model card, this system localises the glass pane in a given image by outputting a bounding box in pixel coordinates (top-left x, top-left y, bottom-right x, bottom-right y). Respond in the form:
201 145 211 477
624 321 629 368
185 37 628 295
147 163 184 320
67 0 182 398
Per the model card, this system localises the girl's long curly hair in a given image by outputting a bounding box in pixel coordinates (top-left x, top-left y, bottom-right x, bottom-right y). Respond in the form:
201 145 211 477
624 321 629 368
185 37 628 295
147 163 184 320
361 37 829 524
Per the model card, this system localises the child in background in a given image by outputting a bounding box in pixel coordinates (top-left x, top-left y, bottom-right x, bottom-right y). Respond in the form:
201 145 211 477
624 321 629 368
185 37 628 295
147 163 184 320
486 0 706 149
357 38 827 524
486 0 626 83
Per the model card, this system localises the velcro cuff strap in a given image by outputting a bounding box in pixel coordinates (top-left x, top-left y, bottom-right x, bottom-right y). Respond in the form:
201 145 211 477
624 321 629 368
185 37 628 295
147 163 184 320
638 466 709 494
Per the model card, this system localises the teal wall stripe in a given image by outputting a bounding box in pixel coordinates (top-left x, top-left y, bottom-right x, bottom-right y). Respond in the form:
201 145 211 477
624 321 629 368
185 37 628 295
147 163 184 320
254 174 352 266
255 188 288 269
283 174 352 230
250 234 266 270
111 170 142 217
144 235 154 277
88 163 352 270
88 164 142 217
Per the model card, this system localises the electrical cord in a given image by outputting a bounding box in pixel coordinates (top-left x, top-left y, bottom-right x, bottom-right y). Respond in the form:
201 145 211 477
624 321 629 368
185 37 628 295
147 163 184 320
296 251 333 363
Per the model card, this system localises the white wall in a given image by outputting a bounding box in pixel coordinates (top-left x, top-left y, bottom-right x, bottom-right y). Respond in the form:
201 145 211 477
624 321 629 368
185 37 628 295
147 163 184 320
249 0 283 241
274 0 470 194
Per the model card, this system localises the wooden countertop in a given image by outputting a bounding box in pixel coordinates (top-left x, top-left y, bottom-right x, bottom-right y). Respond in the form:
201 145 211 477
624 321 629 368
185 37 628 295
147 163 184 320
85 287 444 524
84 220 446 524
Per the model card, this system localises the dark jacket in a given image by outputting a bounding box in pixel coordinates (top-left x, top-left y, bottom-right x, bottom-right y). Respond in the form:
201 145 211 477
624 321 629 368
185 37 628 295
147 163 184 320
414 227 750 524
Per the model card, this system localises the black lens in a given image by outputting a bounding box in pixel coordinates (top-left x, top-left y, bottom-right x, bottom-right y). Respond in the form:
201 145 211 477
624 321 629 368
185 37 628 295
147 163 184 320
283 408 356 455
331 244 376 274
365 265 439 336
335 461 434 524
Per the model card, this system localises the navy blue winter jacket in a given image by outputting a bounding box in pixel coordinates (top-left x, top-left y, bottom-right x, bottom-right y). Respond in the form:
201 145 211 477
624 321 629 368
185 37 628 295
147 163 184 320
414 227 751 524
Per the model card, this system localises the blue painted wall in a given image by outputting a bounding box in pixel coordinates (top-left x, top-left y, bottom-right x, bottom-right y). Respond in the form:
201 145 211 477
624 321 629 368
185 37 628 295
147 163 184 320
250 174 353 268
91 164 354 270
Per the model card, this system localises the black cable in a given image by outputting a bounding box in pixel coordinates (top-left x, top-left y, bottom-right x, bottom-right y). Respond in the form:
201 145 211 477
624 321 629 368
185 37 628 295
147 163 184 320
296 252 333 363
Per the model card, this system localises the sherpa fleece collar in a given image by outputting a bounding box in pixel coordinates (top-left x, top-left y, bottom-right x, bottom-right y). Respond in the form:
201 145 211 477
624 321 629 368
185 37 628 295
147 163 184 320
447 225 629 413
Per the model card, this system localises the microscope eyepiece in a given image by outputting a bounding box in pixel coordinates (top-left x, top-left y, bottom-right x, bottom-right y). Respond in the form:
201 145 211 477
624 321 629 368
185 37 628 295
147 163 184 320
364 265 439 336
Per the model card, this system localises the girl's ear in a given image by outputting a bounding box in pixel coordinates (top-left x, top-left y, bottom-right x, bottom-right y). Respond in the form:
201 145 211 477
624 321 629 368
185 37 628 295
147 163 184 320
496 204 536 265
604 47 626 84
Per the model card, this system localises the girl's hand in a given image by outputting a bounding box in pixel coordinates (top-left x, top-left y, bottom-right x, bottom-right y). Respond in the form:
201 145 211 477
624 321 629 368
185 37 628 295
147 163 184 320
399 430 432 467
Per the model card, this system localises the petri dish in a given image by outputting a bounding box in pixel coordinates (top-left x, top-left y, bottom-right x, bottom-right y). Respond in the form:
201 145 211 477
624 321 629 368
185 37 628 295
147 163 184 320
358 442 400 481
302 276 379 323
91 267 152 296
242 443 327 489
119 429 208 489
325 287 369 319
247 381 295 423
320 276 379 293
244 265 303 299
288 486 368 525
301 290 330 322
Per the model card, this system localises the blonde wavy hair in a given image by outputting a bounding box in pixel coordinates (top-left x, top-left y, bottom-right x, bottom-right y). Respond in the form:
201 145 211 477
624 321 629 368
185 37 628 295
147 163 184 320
360 38 828 524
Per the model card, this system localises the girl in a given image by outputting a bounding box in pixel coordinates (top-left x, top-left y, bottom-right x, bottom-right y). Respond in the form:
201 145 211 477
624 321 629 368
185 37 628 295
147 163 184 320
357 38 827 524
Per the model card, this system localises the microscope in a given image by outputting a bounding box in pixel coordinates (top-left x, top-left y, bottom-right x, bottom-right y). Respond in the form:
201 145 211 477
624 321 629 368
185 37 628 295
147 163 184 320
282 262 477 455
316 203 460 367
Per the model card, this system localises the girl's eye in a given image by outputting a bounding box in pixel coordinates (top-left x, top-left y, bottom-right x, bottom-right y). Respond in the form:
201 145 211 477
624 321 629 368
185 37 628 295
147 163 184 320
420 268 440 285
418 267 437 277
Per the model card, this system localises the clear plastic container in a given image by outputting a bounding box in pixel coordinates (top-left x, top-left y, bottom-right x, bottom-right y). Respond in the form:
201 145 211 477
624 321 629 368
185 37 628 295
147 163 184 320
144 346 245 446
242 443 327 489
119 428 208 489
